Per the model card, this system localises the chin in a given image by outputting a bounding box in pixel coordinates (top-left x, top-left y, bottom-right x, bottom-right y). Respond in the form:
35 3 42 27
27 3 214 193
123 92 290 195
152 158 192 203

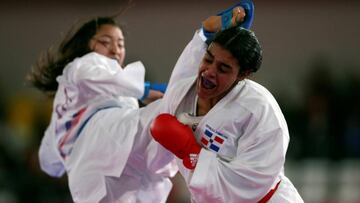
196 86 212 100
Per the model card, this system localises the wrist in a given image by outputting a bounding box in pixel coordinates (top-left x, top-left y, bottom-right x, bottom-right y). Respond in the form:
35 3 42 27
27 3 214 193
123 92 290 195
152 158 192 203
140 81 151 100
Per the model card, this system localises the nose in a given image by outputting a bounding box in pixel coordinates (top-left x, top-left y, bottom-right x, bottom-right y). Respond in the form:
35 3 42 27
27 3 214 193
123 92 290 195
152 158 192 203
202 64 217 78
110 42 121 54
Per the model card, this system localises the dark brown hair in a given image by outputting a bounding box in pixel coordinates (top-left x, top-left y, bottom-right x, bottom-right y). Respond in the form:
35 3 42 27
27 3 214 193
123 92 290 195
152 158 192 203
211 27 262 74
26 17 121 97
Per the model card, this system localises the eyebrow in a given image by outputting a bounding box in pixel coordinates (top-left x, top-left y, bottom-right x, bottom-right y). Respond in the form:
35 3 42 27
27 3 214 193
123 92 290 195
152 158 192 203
97 34 124 41
206 50 214 58
206 50 232 69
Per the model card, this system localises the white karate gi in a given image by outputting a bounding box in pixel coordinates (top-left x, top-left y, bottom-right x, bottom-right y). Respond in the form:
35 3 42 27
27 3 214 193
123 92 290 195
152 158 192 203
38 52 177 203
158 31 304 203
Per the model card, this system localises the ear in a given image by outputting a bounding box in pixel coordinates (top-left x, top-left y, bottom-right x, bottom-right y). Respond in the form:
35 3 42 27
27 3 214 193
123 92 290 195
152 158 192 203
88 39 95 51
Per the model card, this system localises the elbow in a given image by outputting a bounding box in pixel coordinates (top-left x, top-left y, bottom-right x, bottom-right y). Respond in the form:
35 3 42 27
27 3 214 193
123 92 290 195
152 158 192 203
38 144 65 178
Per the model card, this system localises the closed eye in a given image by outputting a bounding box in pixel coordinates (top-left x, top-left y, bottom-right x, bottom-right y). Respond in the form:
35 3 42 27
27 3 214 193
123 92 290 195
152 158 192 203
98 40 111 47
203 51 214 64
220 63 233 72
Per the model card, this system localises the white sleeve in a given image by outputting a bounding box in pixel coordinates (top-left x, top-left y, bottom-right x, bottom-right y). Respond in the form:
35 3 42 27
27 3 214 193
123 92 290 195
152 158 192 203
167 30 207 90
38 121 65 177
188 126 287 202
137 99 178 177
71 55 145 99
66 108 140 203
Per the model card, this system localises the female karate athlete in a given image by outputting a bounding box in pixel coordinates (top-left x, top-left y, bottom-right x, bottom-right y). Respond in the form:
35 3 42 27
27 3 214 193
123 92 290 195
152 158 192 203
150 17 305 203
27 16 171 202
27 2 250 202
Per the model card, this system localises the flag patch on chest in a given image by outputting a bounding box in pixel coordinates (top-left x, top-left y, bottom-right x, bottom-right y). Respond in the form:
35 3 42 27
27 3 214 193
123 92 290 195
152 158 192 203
200 126 225 152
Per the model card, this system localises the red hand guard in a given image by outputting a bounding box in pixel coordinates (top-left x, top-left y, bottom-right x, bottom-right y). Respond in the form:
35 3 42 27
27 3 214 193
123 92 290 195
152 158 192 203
150 113 201 169
182 144 201 169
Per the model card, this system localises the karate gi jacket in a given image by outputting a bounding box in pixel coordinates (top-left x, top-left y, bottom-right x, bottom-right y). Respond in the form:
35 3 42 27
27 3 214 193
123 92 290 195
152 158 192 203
38 52 177 203
158 31 304 203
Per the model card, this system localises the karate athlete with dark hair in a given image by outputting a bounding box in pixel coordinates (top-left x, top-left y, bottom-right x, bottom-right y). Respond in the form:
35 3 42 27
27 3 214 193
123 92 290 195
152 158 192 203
149 2 305 202
29 3 251 203
28 16 171 203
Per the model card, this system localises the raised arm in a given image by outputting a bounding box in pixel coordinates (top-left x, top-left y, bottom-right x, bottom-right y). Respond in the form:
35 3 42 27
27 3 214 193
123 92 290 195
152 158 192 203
167 1 252 90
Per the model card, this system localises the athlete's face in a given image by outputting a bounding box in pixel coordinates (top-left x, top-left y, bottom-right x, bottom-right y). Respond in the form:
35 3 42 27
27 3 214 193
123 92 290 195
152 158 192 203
196 43 242 104
89 24 125 66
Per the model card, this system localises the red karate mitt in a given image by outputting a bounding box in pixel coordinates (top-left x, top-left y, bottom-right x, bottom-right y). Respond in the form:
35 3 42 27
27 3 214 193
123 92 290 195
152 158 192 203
150 113 201 169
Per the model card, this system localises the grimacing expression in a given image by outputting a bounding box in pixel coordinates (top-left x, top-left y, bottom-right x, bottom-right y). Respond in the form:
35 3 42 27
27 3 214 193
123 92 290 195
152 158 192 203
196 42 242 103
89 24 125 66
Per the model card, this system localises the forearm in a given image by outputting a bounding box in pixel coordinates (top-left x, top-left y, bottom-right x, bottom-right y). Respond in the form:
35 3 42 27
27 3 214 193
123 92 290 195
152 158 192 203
167 31 207 90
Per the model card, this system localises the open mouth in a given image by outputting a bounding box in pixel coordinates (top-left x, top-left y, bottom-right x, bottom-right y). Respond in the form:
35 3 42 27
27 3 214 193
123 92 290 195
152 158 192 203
201 75 216 89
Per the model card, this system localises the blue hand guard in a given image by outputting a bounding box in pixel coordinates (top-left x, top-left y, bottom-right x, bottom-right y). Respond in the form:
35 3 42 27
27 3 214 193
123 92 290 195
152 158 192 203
218 0 254 30
202 0 255 41
141 82 168 100
239 0 255 29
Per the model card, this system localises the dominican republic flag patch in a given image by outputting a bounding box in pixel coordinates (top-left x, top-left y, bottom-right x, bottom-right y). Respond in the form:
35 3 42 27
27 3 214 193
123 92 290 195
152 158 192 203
200 125 226 153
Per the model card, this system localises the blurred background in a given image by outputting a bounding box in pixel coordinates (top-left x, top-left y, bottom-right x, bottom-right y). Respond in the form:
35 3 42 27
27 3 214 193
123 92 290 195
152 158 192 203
0 0 359 202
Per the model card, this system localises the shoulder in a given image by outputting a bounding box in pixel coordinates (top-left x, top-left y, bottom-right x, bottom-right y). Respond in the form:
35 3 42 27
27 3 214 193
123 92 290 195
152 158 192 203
233 79 285 124
239 79 278 106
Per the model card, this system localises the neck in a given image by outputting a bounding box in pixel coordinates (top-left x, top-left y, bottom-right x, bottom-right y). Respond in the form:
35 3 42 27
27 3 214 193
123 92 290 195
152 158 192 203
196 97 218 116
196 79 241 116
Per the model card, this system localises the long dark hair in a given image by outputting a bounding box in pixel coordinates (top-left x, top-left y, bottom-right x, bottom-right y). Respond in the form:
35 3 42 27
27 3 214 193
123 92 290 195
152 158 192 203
26 17 121 97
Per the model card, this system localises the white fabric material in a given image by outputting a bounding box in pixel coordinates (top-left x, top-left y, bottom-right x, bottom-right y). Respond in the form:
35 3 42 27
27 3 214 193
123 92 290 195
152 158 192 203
167 30 207 90
39 52 144 177
55 52 144 158
66 101 177 203
177 112 203 127
157 32 304 202
38 53 178 202
39 118 66 177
